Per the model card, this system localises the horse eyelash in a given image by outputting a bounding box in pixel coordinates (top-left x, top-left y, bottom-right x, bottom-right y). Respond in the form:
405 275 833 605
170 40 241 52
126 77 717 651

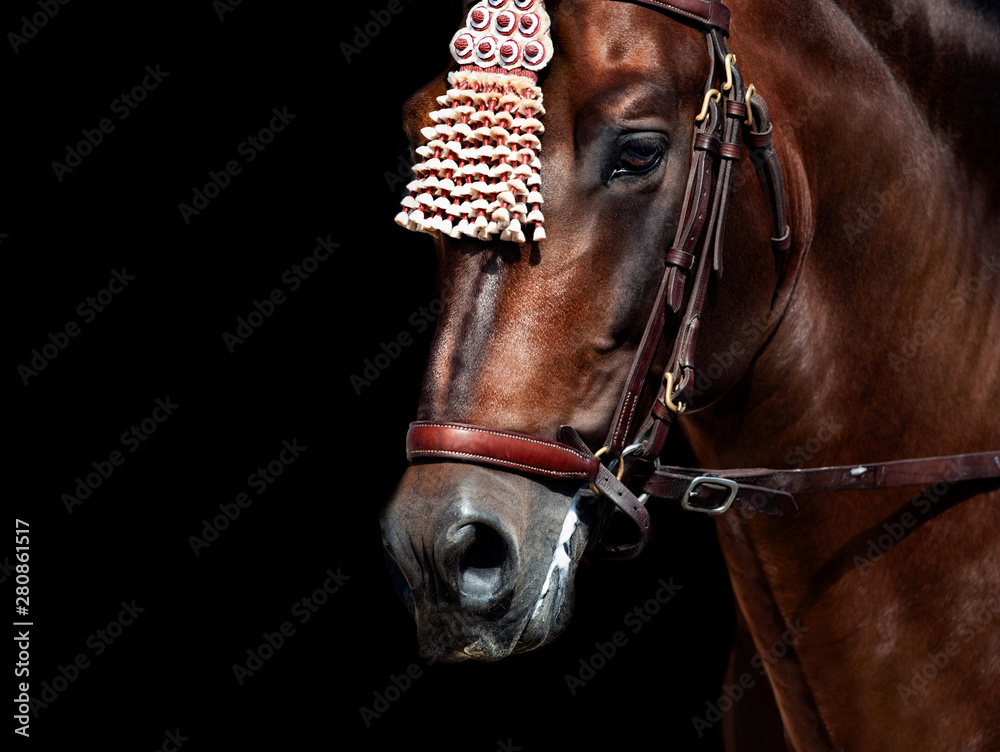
608 137 666 181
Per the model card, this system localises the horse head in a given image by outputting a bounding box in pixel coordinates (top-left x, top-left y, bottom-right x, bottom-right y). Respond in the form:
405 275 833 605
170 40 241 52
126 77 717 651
378 1 1000 747
380 0 790 662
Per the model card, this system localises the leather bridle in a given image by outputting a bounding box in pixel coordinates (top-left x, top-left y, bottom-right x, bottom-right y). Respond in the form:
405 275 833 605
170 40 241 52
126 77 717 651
403 0 1000 558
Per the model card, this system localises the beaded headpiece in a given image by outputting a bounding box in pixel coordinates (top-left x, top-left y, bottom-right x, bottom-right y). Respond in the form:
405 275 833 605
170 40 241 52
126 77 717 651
395 0 554 242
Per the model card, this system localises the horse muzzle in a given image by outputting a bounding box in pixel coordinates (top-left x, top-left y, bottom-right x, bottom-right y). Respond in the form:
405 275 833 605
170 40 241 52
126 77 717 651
380 461 600 661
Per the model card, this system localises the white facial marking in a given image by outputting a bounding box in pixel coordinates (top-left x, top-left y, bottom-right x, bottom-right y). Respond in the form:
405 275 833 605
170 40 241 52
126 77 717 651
530 487 588 620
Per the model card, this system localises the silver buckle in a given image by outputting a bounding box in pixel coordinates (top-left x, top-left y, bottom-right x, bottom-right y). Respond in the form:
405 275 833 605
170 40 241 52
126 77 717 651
681 476 739 515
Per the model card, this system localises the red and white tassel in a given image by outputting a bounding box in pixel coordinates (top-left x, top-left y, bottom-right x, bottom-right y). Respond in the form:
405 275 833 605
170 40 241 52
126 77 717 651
395 0 552 243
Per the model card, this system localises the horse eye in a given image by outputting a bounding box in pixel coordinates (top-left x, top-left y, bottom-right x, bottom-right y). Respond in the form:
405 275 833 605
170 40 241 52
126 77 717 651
611 137 664 179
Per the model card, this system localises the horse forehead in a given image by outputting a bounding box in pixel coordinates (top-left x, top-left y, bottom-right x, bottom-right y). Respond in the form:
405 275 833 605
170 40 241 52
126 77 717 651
551 0 707 90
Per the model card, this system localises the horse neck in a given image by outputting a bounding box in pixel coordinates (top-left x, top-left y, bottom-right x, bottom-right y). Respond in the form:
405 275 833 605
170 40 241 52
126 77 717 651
689 0 999 652
679 6 999 744
695 0 1000 471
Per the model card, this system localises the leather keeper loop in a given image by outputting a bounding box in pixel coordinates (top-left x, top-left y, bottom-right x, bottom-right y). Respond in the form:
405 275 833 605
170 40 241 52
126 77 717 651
694 133 720 154
772 231 792 253
719 142 741 160
651 399 673 421
744 127 773 149
725 100 747 118
666 248 696 269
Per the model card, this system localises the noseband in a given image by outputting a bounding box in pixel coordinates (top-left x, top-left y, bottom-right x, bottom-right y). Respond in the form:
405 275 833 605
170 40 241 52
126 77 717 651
403 0 1000 557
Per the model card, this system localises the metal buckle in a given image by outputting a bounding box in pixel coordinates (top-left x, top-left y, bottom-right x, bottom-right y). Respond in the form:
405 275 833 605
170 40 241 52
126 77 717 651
681 476 739 515
588 441 644 496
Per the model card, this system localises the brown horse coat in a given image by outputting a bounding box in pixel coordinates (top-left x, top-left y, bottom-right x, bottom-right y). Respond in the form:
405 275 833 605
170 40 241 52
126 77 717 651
382 2 1000 749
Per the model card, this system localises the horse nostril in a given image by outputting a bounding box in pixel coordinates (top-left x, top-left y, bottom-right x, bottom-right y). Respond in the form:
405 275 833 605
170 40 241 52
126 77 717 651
458 523 506 592
440 521 517 610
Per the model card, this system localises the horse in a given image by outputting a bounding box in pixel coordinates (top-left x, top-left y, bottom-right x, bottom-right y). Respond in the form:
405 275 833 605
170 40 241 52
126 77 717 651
379 0 1000 749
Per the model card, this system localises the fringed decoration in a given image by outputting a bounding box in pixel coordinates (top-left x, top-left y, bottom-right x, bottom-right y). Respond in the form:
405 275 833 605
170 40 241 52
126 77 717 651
395 0 553 243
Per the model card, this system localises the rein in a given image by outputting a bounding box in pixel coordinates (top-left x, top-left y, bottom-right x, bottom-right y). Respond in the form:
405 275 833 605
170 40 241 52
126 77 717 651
403 0 1000 558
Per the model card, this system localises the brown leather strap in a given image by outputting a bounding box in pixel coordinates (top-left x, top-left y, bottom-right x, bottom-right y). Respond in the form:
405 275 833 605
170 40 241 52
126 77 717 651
628 0 731 35
625 33 791 466
557 426 652 557
644 473 798 515
408 425 999 521
645 451 1000 512
602 45 723 458
406 421 599 480
407 421 652 557
729 451 1000 495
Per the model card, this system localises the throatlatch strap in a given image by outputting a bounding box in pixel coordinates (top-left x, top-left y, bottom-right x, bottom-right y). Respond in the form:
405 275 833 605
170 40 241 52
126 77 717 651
643 451 1000 518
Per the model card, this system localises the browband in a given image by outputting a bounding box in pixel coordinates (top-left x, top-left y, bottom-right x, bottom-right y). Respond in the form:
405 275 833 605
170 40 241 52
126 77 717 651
628 0 730 35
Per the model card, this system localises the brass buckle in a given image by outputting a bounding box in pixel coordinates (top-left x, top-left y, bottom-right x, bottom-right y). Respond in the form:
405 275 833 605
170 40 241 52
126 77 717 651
588 441 644 497
681 476 739 515
588 446 625 495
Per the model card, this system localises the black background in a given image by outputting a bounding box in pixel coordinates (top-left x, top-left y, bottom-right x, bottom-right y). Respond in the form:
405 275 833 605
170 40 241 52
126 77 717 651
9 1 736 749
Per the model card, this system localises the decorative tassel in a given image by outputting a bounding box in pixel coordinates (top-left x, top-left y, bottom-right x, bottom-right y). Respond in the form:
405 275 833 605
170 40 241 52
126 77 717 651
394 0 552 243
